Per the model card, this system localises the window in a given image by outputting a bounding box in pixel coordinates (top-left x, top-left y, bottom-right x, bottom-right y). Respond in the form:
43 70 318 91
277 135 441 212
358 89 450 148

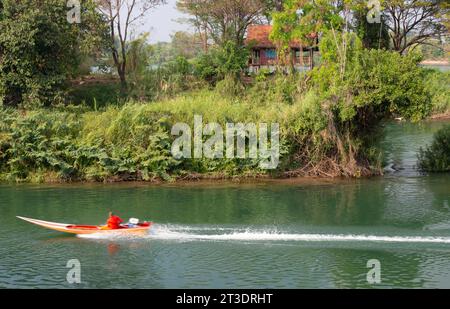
265 49 276 59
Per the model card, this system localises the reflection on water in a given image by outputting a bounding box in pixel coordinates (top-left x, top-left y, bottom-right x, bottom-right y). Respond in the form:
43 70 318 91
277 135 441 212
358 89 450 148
0 121 449 288
380 120 446 176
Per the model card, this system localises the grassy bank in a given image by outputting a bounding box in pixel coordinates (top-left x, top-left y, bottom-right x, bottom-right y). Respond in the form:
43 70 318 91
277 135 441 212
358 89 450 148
2 49 448 183
0 87 375 183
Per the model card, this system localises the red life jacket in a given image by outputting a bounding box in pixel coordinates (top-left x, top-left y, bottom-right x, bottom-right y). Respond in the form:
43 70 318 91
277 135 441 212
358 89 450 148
107 215 123 229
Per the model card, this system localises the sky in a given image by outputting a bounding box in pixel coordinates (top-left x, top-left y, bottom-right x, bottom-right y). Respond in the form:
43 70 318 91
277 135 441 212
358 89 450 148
138 0 192 43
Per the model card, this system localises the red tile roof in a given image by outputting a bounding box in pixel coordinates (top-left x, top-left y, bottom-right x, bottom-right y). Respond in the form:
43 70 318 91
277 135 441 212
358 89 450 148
246 25 317 48
246 25 274 48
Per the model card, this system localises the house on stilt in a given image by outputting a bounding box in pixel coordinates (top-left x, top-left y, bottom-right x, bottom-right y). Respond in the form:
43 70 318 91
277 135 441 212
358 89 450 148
245 25 319 74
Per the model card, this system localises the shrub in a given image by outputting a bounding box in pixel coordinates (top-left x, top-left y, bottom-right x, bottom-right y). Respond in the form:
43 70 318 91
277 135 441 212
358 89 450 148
127 55 206 102
418 125 450 172
255 68 271 82
193 53 218 84
193 42 249 85
422 69 450 115
215 75 245 98
68 82 123 109
214 41 249 79
345 50 431 122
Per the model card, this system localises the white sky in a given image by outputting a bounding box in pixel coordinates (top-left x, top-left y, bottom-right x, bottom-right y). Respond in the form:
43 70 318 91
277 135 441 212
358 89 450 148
137 0 192 43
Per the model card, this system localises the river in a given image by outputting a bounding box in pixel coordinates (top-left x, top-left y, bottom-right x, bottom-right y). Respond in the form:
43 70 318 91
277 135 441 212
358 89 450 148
0 121 449 288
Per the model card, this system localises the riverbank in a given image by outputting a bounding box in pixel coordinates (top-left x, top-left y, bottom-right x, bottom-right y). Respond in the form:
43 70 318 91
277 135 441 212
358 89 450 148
0 101 447 185
0 174 356 189
2 52 449 183
430 112 450 120
0 97 374 184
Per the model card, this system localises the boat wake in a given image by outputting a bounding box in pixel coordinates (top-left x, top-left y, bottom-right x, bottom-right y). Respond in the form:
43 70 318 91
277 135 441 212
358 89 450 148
77 224 450 244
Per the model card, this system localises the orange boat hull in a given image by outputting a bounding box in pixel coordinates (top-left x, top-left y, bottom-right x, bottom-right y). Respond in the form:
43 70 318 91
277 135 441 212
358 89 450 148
17 216 152 235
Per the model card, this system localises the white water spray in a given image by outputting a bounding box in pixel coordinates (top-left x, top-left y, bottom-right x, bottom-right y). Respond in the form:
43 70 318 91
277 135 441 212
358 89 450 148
77 224 450 244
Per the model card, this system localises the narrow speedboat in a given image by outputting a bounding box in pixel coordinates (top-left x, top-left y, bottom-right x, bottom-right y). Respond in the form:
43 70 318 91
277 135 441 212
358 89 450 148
16 216 152 235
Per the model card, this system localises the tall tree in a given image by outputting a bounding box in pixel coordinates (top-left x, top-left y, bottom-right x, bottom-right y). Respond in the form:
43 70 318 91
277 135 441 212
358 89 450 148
382 0 449 54
0 0 104 107
261 0 284 22
177 0 269 47
96 0 165 89
170 31 203 58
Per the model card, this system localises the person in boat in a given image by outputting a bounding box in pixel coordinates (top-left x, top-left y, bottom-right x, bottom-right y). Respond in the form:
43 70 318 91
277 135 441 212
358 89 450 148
107 212 123 229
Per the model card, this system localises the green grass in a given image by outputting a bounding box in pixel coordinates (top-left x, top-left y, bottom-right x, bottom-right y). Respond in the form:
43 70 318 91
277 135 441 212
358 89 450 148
0 86 335 183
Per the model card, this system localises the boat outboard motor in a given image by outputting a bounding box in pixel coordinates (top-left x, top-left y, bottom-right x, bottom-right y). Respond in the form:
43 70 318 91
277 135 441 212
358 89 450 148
128 218 139 227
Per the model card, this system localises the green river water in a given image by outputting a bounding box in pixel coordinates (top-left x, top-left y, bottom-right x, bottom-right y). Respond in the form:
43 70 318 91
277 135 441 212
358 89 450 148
0 121 449 288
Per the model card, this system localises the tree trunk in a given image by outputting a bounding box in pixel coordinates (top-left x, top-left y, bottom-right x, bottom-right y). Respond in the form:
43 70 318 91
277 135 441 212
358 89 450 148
118 67 127 93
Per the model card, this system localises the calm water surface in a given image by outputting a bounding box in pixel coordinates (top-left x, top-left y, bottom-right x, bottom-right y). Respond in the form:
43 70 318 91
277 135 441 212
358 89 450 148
0 121 449 288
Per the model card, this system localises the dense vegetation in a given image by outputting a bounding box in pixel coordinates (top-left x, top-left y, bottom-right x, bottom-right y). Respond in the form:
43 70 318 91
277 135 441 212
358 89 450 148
423 69 450 116
0 0 105 107
0 48 443 182
418 125 450 172
0 0 449 182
